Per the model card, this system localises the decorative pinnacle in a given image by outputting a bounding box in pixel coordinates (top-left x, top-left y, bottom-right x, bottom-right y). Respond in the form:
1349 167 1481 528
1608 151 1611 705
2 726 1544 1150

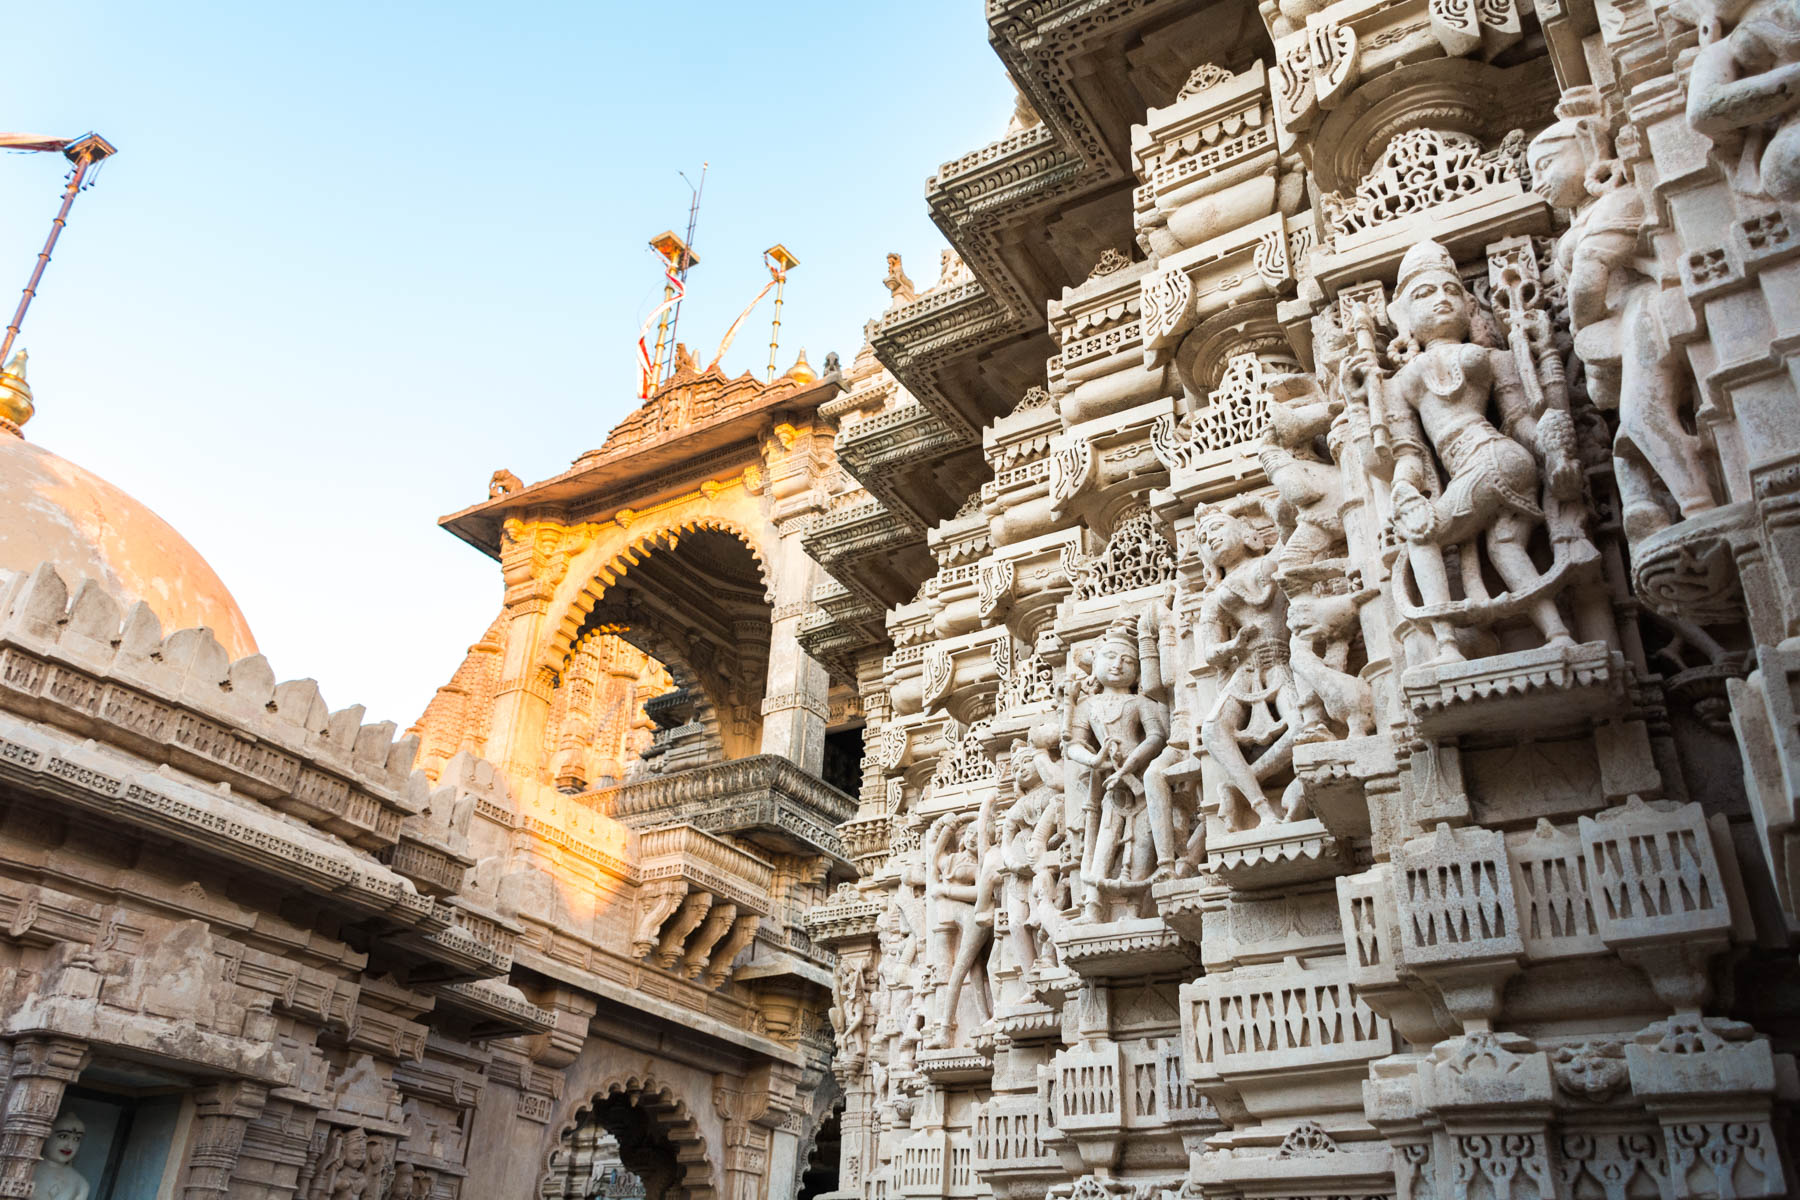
0 349 32 438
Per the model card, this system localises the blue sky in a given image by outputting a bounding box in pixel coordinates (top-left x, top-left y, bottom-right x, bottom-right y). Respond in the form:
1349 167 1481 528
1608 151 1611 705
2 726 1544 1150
1 2 1013 724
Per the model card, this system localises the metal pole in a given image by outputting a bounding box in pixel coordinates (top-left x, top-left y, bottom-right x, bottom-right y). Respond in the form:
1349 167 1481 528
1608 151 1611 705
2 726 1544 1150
766 273 787 381
663 163 705 383
0 155 93 367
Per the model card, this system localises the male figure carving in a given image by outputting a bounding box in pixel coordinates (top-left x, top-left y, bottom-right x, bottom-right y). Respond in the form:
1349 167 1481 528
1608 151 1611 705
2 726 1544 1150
1685 0 1800 201
1061 614 1181 919
1197 506 1306 827
1529 101 1718 539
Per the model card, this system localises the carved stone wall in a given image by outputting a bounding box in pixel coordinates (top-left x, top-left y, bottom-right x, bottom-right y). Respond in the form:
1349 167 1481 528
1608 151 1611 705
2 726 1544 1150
809 2 1800 1198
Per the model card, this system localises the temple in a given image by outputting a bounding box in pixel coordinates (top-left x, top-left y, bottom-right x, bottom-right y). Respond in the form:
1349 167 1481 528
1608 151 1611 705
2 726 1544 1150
5 0 1800 1195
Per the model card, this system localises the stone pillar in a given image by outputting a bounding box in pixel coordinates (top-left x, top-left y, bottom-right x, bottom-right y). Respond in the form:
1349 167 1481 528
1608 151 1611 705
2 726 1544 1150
760 548 830 773
179 1079 271 1199
0 1036 89 1199
485 517 575 781
758 420 832 774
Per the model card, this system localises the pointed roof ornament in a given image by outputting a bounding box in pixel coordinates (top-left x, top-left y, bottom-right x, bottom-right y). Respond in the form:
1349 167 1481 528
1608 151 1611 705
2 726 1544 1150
0 349 32 438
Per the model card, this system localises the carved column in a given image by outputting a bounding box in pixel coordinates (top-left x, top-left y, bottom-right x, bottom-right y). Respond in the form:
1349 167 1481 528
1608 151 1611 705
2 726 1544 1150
179 1079 271 1199
714 1063 800 1200
759 424 832 774
0 1036 89 1199
486 517 575 781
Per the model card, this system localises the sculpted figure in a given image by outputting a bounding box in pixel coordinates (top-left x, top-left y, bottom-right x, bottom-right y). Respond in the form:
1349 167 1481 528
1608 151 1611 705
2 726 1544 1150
309 1127 370 1200
1350 238 1585 662
1061 614 1182 920
1286 583 1379 742
1261 370 1349 578
1000 724 1067 978
1197 507 1306 828
830 958 871 1066
1684 0 1800 201
32 1112 88 1200
926 803 997 1047
1529 101 1718 539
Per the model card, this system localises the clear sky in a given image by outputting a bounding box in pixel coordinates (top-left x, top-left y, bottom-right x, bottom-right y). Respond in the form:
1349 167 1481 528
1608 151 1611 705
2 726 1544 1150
1 2 1014 726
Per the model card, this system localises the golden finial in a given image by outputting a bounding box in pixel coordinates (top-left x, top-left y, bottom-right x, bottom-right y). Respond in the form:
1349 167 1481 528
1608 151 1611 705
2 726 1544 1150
0 349 33 438
782 348 817 386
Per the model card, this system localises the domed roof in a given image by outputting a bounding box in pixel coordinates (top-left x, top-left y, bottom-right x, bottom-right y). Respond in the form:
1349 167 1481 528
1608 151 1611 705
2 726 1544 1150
0 372 257 659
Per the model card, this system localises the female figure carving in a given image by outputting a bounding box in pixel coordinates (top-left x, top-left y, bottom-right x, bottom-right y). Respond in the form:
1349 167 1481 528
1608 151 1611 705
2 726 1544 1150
1350 238 1587 662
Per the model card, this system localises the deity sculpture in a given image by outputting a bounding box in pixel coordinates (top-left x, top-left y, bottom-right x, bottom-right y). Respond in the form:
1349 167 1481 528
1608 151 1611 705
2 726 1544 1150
1061 612 1182 920
1000 723 1067 980
925 800 998 1047
1683 0 1800 201
32 1112 88 1200
1349 238 1588 663
1196 506 1306 827
1529 99 1719 540
309 1127 370 1200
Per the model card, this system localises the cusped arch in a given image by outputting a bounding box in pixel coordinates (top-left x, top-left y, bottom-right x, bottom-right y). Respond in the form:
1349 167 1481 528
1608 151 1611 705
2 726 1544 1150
540 1072 716 1200
541 509 776 679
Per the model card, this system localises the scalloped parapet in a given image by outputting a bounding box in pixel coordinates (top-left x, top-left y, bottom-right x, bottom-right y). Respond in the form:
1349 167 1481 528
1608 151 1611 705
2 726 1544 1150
0 563 421 851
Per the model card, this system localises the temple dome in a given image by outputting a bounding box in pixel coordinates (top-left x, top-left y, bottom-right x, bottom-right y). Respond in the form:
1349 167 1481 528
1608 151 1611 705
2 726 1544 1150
0 378 258 658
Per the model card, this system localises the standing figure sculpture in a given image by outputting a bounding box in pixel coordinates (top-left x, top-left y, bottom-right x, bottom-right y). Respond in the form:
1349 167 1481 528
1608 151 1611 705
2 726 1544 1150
1000 724 1067 980
1349 238 1587 663
1061 613 1181 920
830 957 871 1069
1529 100 1718 541
1683 0 1800 202
1197 506 1307 828
1261 370 1350 577
309 1127 370 1200
926 800 998 1048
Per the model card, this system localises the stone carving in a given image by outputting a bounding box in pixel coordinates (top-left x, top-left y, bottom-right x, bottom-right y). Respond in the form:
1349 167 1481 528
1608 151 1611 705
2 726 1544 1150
1000 724 1067 979
1196 506 1307 827
1323 129 1523 242
1349 238 1590 661
1061 503 1178 602
1061 612 1184 919
926 797 998 1046
1685 0 1800 202
1529 94 1720 541
829 958 871 1069
31 1112 88 1200
309 1126 371 1200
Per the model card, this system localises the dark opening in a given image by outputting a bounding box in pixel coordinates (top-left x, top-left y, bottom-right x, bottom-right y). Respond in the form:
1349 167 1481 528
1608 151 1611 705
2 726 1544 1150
822 726 864 795
797 1107 841 1200
544 1093 673 1200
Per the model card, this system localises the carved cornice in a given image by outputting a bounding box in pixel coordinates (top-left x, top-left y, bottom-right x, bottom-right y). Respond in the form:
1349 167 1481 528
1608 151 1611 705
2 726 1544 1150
578 755 856 868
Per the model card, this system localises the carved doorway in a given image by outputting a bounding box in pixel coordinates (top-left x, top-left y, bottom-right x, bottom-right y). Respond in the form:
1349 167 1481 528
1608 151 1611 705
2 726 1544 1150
540 1077 711 1200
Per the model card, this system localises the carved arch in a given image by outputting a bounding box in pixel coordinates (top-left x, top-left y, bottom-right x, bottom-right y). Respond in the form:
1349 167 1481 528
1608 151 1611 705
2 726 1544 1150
541 512 777 677
540 1073 716 1200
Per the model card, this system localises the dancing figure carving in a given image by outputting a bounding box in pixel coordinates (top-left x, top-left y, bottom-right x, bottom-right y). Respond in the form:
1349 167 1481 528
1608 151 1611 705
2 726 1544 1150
1000 724 1067 981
